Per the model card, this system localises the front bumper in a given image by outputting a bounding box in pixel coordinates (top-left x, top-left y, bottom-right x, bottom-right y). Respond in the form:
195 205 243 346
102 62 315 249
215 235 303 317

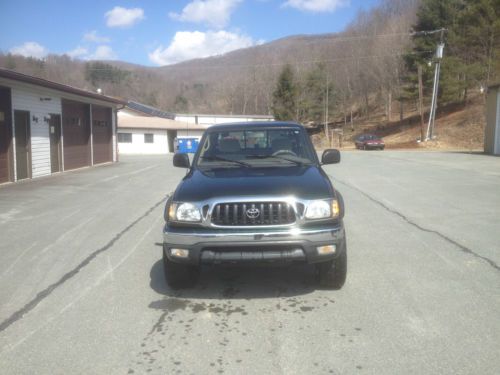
163 223 345 265
365 143 385 149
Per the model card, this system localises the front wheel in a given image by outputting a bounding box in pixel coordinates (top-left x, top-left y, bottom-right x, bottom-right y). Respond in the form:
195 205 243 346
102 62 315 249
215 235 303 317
163 248 199 288
316 244 347 289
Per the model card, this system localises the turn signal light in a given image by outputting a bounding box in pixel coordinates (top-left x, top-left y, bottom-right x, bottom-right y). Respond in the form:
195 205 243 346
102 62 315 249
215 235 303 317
168 203 176 220
331 200 340 218
316 245 336 255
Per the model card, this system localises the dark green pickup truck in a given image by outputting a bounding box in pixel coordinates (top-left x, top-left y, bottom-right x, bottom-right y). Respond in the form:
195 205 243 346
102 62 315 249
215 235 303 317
163 122 347 289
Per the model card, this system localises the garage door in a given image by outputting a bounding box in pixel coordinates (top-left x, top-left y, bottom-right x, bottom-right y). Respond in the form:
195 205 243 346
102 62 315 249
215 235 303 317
14 110 31 180
0 86 12 183
92 105 113 164
62 99 91 170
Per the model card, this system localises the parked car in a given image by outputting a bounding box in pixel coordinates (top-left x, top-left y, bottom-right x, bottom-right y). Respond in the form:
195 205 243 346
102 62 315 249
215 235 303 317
163 122 347 289
355 134 385 150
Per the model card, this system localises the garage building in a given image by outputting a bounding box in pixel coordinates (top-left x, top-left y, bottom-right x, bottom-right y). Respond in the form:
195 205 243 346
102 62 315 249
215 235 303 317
0 68 125 184
485 83 500 155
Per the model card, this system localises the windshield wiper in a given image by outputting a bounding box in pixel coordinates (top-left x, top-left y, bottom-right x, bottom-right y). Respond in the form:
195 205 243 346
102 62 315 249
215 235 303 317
247 154 307 166
200 155 251 167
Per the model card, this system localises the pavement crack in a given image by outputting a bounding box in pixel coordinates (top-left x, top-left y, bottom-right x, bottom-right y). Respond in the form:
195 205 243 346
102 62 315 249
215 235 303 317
0 196 168 333
333 177 500 273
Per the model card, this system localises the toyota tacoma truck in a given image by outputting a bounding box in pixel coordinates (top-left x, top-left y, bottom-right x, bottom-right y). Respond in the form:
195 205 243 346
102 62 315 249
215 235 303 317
163 122 347 289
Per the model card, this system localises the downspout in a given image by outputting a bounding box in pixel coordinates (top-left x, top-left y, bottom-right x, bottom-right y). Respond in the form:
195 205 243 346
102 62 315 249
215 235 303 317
115 104 126 162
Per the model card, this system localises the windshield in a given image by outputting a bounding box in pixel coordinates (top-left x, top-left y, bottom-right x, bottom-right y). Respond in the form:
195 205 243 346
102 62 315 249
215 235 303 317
364 135 380 140
195 128 317 168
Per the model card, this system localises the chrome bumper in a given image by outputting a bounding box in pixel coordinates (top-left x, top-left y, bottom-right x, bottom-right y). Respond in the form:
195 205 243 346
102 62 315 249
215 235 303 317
163 225 344 246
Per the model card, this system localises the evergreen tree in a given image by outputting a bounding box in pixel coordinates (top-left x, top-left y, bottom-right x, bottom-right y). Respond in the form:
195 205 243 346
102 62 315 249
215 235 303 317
85 62 130 86
457 0 500 88
304 64 324 122
297 63 337 124
174 95 189 112
272 64 297 121
406 0 500 104
405 0 463 103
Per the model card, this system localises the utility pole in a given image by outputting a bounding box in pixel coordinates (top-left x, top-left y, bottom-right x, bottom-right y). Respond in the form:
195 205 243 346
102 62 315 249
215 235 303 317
426 29 445 140
418 64 425 141
325 73 329 142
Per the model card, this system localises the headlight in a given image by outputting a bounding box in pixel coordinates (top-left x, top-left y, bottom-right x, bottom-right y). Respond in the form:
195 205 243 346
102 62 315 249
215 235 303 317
305 200 339 219
170 202 201 222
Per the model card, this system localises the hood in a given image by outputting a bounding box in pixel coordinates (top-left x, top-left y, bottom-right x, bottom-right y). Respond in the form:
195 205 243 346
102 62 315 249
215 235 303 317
173 166 334 202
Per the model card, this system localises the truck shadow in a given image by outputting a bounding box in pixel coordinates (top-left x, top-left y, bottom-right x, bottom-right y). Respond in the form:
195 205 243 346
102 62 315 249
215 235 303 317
149 259 318 300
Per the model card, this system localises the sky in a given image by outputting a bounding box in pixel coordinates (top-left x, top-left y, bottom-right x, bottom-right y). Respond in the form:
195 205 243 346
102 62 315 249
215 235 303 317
0 0 380 67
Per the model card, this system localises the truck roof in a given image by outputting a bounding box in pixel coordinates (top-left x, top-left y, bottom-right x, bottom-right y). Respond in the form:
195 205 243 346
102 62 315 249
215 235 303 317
207 121 304 131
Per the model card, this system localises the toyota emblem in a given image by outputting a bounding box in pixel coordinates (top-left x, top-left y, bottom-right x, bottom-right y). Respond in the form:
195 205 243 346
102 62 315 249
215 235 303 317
246 207 260 219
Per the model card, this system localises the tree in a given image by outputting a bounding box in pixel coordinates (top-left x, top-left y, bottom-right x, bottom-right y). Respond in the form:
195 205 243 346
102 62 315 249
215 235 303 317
272 65 297 121
300 63 326 122
5 53 16 70
144 91 158 107
457 0 500 88
405 0 460 103
84 62 130 87
174 95 189 112
407 0 500 105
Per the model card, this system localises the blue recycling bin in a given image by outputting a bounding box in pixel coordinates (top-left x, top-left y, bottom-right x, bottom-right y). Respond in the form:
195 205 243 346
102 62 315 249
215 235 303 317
178 138 199 153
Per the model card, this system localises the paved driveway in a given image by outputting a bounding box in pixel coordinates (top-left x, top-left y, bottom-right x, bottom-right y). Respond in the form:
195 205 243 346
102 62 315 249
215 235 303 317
0 152 499 374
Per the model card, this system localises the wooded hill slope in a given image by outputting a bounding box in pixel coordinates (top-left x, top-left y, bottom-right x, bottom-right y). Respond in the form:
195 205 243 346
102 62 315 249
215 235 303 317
0 0 420 117
1 0 498 150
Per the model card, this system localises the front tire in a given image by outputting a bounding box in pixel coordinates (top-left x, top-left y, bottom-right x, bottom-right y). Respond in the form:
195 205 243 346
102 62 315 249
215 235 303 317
316 243 347 289
163 247 199 288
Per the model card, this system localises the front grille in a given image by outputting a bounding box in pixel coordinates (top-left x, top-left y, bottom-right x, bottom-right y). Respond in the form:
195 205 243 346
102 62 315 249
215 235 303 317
211 202 296 226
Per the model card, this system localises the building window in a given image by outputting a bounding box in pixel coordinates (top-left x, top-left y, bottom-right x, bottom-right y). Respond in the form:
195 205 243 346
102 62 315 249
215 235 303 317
144 133 154 143
118 133 132 143
93 120 109 127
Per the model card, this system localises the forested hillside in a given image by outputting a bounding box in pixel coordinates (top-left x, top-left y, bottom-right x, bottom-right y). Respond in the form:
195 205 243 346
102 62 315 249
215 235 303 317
1 0 498 133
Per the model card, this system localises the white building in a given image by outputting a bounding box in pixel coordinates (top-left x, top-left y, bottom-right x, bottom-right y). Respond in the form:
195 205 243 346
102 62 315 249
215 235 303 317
175 113 274 126
118 115 209 154
0 68 124 184
118 102 274 154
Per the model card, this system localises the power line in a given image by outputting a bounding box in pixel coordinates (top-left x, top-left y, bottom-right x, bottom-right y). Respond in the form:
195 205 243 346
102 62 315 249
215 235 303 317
275 32 412 44
84 50 434 73
245 29 445 45
4 29 446 74
77 29 445 71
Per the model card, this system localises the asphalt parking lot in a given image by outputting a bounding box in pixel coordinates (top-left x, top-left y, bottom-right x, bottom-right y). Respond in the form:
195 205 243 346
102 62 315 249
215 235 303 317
0 152 499 374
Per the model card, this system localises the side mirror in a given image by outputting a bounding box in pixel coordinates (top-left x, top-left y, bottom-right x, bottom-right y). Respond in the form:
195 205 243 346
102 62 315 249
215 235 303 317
321 149 341 164
173 153 190 168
